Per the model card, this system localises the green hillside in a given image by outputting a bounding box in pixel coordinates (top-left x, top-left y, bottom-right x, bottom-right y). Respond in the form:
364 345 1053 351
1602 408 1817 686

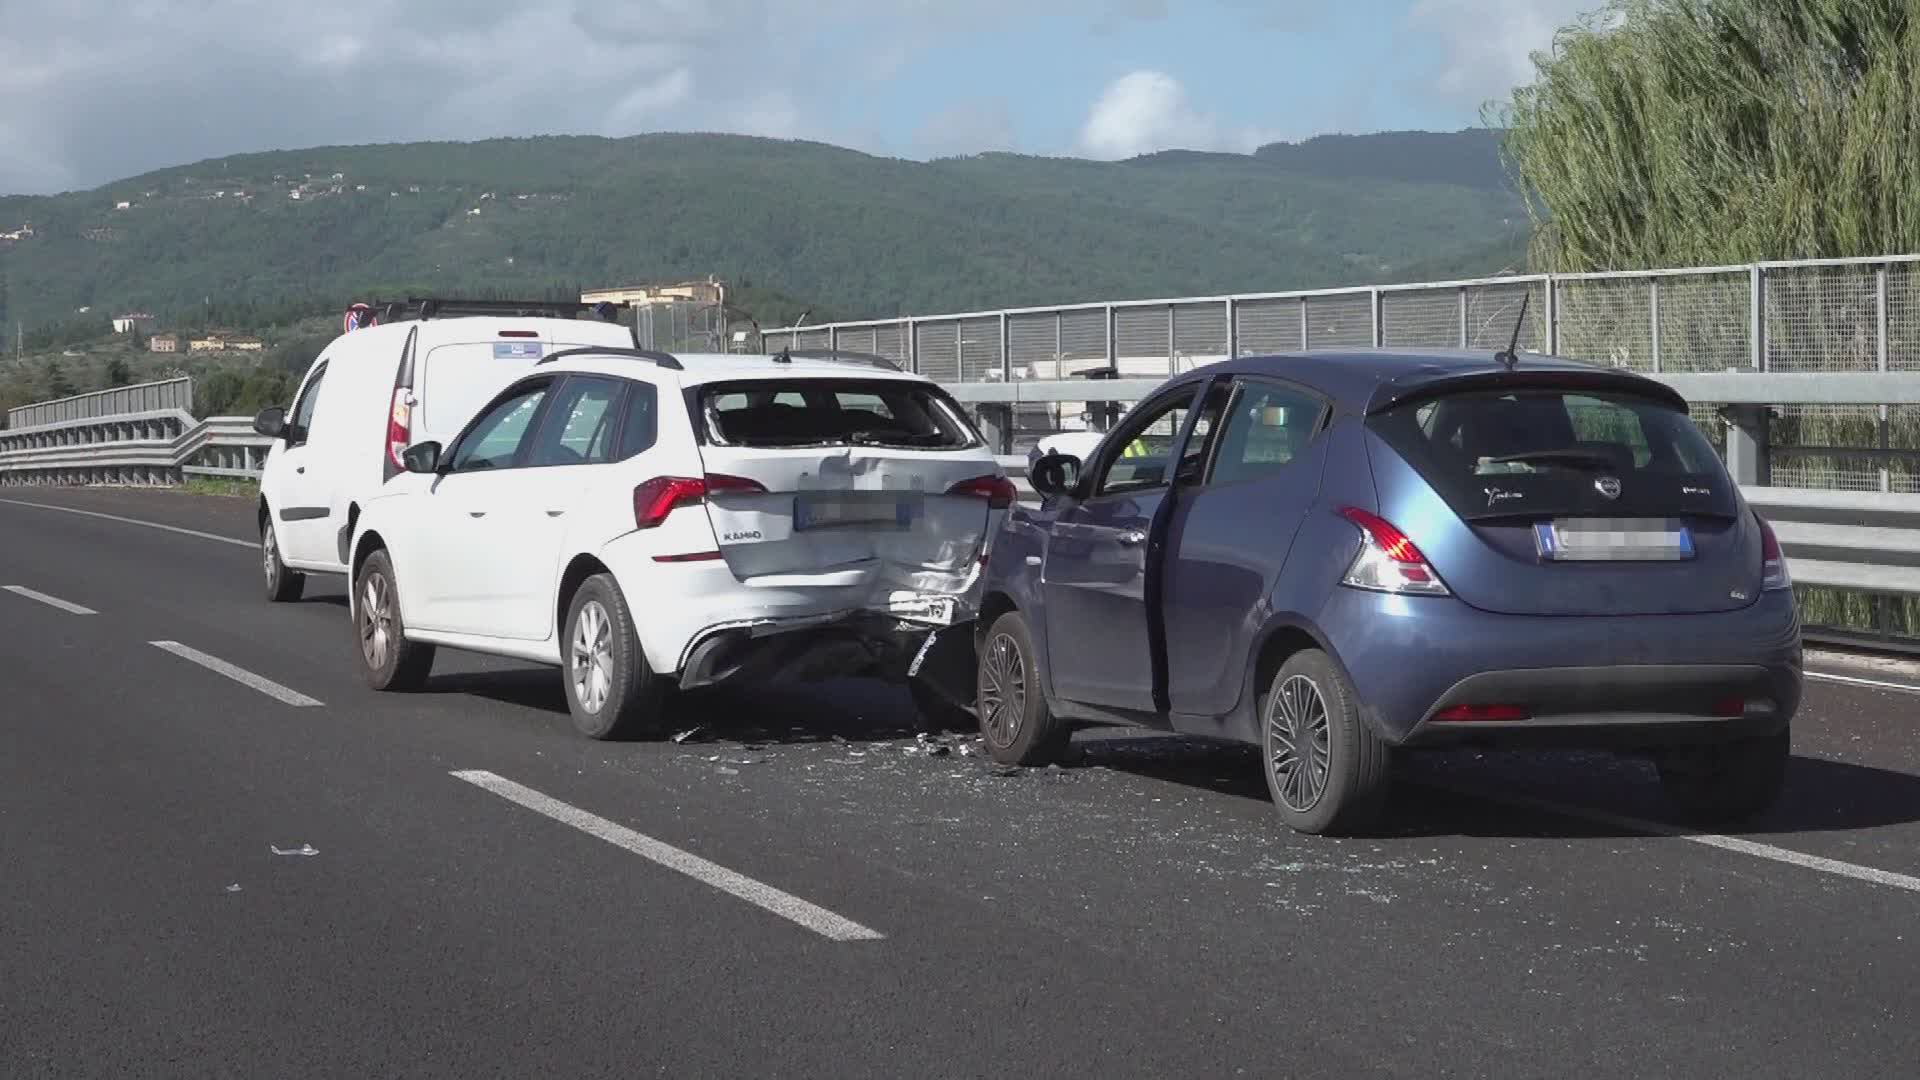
0 131 1522 335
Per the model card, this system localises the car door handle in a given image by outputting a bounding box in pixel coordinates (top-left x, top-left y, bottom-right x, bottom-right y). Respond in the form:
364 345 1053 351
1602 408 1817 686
295 466 306 474
1116 530 1147 546
468 511 486 518
545 509 565 518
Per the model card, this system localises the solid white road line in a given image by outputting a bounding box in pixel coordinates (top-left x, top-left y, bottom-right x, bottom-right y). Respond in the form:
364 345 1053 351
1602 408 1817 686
0 499 254 549
1422 781 1920 895
451 769 885 942
3 585 97 616
148 640 323 707
1806 669 1920 696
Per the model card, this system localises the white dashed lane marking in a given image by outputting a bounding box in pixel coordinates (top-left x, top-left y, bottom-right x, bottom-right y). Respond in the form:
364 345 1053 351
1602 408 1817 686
452 769 885 942
3 585 97 615
148 640 324 707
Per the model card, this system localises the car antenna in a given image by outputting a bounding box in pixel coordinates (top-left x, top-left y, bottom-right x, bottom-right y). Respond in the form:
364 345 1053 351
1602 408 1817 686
1494 291 1531 370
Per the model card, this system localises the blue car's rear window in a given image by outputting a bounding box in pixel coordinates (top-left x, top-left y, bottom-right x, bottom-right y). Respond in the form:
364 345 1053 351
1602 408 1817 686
1368 388 1739 521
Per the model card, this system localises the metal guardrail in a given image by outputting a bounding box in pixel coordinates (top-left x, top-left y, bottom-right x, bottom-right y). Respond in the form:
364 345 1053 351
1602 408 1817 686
4 378 196 430
0 380 270 486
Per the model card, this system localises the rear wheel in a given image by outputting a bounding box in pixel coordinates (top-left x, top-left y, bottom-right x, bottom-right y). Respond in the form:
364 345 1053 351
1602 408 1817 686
1260 650 1390 836
355 549 434 691
262 516 304 603
976 611 1069 766
563 574 670 741
1656 728 1790 822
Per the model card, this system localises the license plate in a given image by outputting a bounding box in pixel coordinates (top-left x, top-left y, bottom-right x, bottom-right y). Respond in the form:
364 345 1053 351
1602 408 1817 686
793 493 914 531
1534 518 1693 561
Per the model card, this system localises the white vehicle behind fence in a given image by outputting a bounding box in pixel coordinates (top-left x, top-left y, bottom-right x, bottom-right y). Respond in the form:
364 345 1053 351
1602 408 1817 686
346 345 1016 739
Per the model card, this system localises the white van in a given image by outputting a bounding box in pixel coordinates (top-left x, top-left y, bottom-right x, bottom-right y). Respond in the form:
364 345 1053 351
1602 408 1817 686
251 299 637 600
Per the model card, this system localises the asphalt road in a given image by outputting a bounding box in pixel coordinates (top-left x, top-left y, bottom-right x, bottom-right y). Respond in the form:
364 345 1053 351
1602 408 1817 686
4 487 1920 1079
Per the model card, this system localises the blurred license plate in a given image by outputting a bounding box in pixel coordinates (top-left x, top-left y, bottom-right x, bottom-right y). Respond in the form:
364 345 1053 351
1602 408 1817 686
793 493 913 531
1534 518 1693 561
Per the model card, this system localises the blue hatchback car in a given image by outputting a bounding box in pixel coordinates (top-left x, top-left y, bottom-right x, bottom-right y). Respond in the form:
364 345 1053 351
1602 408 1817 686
964 349 1802 835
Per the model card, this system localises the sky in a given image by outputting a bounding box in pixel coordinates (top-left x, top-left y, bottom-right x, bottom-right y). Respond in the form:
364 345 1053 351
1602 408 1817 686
0 0 1604 196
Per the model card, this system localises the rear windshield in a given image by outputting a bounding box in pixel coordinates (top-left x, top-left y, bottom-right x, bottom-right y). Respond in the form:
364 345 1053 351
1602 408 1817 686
1368 388 1737 521
698 379 980 450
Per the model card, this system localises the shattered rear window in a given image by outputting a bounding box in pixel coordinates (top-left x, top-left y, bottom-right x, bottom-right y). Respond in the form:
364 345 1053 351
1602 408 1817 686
699 379 980 450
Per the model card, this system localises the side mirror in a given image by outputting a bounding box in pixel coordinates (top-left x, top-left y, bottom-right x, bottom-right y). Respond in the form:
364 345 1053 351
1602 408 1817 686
401 441 443 474
1029 452 1082 499
253 406 287 439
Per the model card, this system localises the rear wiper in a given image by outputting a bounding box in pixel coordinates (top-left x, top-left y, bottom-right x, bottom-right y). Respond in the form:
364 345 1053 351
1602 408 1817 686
1482 449 1617 472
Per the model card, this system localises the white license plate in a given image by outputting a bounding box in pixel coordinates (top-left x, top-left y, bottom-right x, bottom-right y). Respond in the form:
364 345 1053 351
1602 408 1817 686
793 493 914 531
1534 518 1694 561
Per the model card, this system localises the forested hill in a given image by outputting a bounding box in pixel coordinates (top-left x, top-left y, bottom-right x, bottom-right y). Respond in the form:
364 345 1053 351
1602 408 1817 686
0 130 1524 332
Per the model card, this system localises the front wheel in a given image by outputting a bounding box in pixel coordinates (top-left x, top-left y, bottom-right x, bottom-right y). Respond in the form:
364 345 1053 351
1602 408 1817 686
1656 728 1790 822
354 549 434 691
262 517 304 603
1260 650 1391 836
562 574 670 741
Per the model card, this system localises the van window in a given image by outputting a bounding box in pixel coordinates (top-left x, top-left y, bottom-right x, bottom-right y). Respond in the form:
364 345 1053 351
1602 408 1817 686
288 362 329 447
418 342 547 436
1369 387 1736 521
699 379 978 450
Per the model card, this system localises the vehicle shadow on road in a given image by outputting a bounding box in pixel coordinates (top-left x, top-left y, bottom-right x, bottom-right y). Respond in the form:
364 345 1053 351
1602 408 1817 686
411 671 956 744
1064 736 1920 839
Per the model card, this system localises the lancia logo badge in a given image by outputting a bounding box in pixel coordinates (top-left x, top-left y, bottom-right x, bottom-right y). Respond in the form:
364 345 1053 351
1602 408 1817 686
1595 476 1622 499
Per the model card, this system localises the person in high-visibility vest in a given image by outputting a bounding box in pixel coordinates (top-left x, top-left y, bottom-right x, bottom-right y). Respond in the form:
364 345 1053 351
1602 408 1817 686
1121 437 1152 458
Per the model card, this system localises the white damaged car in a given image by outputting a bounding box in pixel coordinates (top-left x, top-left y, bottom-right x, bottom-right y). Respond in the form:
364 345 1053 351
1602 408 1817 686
347 345 1015 738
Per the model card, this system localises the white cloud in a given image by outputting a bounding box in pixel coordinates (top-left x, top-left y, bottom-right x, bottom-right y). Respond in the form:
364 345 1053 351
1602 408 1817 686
1402 0 1611 110
1076 71 1272 160
0 1 1279 193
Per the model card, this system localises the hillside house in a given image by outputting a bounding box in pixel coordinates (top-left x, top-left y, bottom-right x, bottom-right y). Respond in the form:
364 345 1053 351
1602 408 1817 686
149 334 180 353
112 313 156 334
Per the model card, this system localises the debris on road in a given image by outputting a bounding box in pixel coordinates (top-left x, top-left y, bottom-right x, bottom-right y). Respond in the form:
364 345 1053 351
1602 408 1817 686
268 844 318 857
225 884 242 893
716 766 741 776
672 726 710 744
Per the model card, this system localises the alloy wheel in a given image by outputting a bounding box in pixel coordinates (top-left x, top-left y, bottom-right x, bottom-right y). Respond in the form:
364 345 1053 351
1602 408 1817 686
1268 674 1332 813
979 632 1026 747
571 600 614 715
359 571 393 671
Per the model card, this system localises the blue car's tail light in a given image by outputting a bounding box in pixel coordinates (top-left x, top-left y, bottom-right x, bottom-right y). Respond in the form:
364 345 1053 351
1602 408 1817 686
1338 507 1450 596
1756 515 1792 591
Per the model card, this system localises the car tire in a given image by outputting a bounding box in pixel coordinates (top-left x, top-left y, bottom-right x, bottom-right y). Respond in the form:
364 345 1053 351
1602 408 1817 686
1656 728 1790 823
909 676 974 732
1260 650 1391 836
262 516 304 603
562 574 670 741
976 611 1069 766
354 549 434 691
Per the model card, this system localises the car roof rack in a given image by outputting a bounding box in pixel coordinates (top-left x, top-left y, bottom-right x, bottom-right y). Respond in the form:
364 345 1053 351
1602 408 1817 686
536 345 684 371
770 347 903 372
364 297 627 323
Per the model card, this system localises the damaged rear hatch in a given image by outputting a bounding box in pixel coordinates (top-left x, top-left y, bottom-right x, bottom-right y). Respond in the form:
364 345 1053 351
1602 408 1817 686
691 377 1011 625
